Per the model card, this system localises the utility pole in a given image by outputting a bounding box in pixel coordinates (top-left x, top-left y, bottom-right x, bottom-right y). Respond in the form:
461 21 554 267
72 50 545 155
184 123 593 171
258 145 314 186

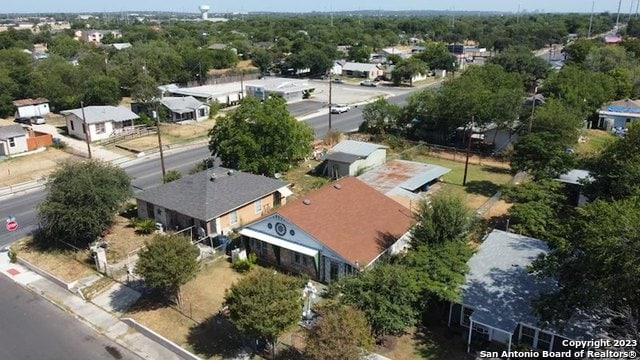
517 4 521 24
80 101 92 159
328 72 333 133
153 108 166 179
629 0 635 22
636 0 640 18
588 1 595 37
462 116 473 186
528 87 538 133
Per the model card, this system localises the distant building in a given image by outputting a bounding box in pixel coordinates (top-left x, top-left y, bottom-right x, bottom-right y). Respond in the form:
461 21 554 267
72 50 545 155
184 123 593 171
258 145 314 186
110 43 132 50
159 96 210 122
341 62 384 79
77 30 122 44
13 98 50 118
244 78 313 102
321 140 387 178
597 99 640 130
61 106 139 142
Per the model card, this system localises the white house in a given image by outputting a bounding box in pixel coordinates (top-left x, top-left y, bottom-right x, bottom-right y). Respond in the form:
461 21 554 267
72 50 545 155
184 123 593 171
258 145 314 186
0 124 28 156
244 78 313 102
13 98 50 118
61 106 139 142
341 62 384 79
76 30 122 44
597 99 640 130
160 96 210 122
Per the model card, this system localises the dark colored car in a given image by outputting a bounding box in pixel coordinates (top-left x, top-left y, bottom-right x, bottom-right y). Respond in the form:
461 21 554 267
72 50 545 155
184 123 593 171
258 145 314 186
333 78 344 84
14 117 31 125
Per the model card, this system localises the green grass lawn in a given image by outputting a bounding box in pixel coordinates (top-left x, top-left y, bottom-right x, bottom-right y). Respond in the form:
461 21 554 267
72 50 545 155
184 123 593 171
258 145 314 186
575 129 615 155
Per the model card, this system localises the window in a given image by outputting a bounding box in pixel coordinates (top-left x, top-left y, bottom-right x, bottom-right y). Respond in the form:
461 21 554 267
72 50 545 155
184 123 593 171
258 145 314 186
293 252 301 264
8 137 15 147
520 326 536 347
70 120 75 131
536 331 552 351
95 123 106 134
199 108 206 117
254 199 262 214
461 307 473 326
229 211 238 225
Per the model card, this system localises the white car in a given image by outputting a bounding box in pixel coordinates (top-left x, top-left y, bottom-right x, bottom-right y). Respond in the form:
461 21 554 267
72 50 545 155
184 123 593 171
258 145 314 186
360 80 377 87
330 104 351 114
30 116 46 125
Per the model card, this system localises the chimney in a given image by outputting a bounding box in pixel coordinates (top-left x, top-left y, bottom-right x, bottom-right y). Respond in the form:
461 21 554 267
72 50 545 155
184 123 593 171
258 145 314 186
209 172 216 182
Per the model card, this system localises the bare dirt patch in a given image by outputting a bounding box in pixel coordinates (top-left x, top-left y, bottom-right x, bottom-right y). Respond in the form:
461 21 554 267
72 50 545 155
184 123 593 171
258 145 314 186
377 326 472 360
114 119 215 153
0 148 78 187
13 238 96 283
483 199 513 219
103 215 153 263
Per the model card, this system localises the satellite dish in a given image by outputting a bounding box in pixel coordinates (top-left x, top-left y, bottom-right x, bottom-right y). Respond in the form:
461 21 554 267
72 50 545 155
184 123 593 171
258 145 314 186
197 227 207 239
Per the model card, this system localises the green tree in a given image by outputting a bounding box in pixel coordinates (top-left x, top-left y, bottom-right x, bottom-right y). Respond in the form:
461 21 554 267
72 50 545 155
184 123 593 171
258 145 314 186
584 124 640 201
224 269 302 356
37 161 132 247
348 45 372 63
208 96 313 176
530 98 584 145
335 263 420 339
391 57 429 86
416 42 457 71
131 72 160 104
82 75 121 106
163 170 182 183
0 68 18 117
488 47 551 90
49 34 80 59
305 304 374 360
360 97 400 135
411 193 470 246
251 48 273 73
135 233 200 306
563 38 596 65
510 132 576 180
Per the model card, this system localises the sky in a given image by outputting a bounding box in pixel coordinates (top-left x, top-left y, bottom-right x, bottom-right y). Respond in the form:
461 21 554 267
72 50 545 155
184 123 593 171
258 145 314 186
2 0 630 14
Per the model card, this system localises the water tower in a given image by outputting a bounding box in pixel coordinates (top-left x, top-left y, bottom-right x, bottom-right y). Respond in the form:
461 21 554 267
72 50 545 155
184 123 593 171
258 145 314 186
199 4 210 20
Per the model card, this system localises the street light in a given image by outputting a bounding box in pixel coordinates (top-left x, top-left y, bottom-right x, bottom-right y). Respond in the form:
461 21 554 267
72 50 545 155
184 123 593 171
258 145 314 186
302 281 318 320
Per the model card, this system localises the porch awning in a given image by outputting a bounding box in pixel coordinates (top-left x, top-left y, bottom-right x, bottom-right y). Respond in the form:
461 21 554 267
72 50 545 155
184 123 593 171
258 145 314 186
238 228 318 257
277 186 293 198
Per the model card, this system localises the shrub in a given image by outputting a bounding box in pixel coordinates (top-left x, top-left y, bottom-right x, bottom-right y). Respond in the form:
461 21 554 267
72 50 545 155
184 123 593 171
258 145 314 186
163 170 182 183
128 217 139 228
51 139 67 150
135 219 157 235
232 252 257 273
9 249 17 263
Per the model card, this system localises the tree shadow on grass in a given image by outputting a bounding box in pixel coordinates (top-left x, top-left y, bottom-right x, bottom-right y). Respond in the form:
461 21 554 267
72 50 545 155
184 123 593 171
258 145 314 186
481 166 512 175
464 180 500 197
186 314 252 359
413 326 472 360
126 291 173 313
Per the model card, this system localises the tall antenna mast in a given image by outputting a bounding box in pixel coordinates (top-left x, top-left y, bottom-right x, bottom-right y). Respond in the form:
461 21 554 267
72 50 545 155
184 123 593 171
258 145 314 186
588 0 595 37
636 0 640 18
616 0 622 29
517 4 521 24
629 0 635 22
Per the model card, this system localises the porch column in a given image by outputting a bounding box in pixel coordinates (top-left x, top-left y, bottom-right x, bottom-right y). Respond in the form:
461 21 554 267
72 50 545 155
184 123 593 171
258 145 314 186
467 318 473 353
508 334 512 360
447 302 453 327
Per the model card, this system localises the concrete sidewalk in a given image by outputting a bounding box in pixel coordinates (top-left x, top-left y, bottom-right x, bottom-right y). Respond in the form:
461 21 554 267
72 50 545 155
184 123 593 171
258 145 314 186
0 250 181 360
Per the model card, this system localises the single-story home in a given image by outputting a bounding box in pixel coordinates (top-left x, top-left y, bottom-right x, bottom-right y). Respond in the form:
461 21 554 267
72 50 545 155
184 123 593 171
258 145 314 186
596 99 640 130
386 64 428 83
0 124 28 156
110 42 132 50
341 62 384 79
13 98 50 118
331 60 345 76
449 230 600 355
357 159 450 210
321 140 388 178
244 78 313 102
239 177 414 282
160 96 210 122
136 167 292 237
159 83 244 106
61 106 139 142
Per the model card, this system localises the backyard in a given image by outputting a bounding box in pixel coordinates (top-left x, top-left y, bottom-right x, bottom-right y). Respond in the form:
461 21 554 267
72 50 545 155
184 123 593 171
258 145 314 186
108 119 215 154
575 129 615 155
0 147 78 187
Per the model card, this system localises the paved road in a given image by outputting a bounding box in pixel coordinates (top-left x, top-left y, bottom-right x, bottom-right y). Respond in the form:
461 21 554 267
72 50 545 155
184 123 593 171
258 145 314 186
0 146 211 247
305 81 443 138
0 275 139 360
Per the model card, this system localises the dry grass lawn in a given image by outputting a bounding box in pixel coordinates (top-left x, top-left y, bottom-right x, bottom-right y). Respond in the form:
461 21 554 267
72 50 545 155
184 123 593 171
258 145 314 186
377 327 473 360
283 159 328 198
0 148 78 187
114 119 216 153
12 237 97 283
103 215 153 263
575 129 615 155
127 259 247 359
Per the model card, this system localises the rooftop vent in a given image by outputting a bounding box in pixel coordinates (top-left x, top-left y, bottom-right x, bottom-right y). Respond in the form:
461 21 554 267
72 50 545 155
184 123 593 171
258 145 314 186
227 170 234 176
302 199 311 205
334 183 342 190
210 173 216 182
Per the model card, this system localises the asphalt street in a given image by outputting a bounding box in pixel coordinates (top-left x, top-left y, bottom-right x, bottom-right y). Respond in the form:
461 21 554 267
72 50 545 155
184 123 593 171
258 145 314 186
0 145 212 247
0 275 139 360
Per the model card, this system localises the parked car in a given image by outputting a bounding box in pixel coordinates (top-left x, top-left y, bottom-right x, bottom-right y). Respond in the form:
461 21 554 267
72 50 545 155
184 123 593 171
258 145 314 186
14 117 31 125
360 80 377 87
30 116 46 125
330 104 351 114
333 78 344 84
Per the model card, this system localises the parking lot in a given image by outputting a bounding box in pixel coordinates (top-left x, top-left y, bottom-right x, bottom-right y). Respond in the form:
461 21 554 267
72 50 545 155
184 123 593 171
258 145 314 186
305 79 403 106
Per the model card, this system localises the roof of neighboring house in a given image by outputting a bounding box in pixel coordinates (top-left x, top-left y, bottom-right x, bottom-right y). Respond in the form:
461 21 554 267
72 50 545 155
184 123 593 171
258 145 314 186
244 77 311 93
160 96 208 114
358 159 450 199
277 177 414 267
330 140 387 158
463 230 600 340
136 167 289 222
207 43 227 50
342 62 380 72
12 98 49 107
0 124 27 140
111 42 132 50
61 106 139 124
324 152 362 164
605 35 622 43
556 169 593 185
600 99 640 114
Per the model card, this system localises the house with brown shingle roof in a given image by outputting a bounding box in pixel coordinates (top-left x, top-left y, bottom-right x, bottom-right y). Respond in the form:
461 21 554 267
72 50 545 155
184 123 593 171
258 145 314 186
238 177 414 282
